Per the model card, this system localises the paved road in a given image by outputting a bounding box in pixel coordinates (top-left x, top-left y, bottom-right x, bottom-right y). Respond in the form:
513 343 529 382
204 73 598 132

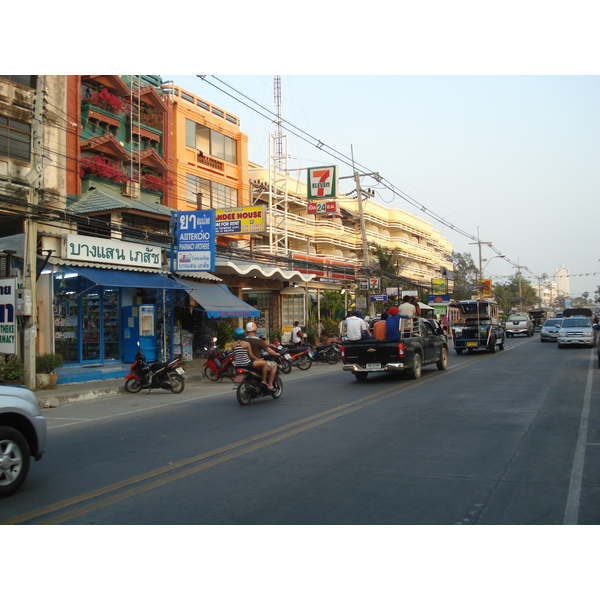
2 335 599 525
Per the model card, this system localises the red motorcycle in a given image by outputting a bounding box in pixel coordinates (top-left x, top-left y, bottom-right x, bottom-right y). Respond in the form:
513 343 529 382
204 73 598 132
203 338 236 382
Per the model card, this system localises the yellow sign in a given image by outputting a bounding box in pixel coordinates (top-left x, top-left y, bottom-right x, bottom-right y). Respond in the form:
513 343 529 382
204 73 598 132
215 206 266 234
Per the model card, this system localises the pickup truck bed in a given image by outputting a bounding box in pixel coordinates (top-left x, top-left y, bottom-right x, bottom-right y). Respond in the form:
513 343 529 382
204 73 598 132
341 318 449 381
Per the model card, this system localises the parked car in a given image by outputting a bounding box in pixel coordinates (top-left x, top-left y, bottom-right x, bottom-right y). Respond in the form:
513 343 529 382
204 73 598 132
0 384 47 498
504 314 534 337
557 317 596 348
540 318 563 342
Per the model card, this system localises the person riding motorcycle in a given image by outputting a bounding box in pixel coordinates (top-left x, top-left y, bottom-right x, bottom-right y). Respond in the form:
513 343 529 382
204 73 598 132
244 322 280 387
232 328 274 391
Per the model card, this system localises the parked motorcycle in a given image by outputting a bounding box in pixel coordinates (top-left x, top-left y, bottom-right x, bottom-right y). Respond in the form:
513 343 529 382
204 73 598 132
232 366 283 406
282 344 313 370
309 342 341 365
203 337 236 382
124 348 186 394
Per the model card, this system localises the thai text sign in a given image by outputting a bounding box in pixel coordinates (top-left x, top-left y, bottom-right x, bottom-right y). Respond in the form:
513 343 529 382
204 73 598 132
0 278 16 354
307 201 338 215
66 234 162 268
307 165 337 200
176 210 215 271
215 206 265 235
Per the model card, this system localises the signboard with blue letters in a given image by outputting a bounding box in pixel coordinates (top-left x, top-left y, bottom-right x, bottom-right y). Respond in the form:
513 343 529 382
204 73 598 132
175 210 215 272
0 278 16 354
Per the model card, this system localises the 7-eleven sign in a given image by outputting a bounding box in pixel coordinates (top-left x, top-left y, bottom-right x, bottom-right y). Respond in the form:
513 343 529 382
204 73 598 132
307 165 337 200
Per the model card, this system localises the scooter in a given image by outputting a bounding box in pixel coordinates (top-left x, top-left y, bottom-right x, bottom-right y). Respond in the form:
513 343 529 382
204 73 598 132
124 348 186 394
203 337 236 382
282 344 312 370
232 366 283 406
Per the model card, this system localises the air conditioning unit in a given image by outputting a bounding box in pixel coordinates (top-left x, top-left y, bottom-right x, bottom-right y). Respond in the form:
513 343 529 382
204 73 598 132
122 180 140 199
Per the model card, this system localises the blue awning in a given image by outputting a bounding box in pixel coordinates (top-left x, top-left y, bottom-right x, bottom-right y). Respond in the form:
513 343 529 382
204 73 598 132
65 266 190 290
174 277 259 318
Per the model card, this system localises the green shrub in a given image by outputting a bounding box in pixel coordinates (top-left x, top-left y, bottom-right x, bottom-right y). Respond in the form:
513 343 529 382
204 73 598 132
216 323 233 348
0 355 25 383
36 352 64 374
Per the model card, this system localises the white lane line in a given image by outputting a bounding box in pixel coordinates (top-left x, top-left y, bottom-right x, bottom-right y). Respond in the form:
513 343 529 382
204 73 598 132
563 351 595 524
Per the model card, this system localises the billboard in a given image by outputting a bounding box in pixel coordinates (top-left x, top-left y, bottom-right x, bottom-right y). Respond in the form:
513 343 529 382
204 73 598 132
307 166 337 200
175 211 215 272
215 206 266 235
0 278 16 354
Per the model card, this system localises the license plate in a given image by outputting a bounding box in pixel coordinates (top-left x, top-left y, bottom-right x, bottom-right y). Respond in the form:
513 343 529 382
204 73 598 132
233 375 244 383
284 353 291 360
366 363 381 369
466 342 478 347
175 367 185 375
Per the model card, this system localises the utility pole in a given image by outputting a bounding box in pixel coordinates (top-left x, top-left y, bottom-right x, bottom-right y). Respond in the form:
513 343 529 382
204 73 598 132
515 257 527 312
341 147 379 317
469 227 491 298
23 75 45 389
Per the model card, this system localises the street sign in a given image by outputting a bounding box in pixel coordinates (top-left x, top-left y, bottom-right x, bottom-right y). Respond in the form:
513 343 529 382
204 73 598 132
370 294 387 302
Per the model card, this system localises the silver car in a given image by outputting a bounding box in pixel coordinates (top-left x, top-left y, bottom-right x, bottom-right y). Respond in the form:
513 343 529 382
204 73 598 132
557 317 595 348
540 318 563 342
0 384 47 498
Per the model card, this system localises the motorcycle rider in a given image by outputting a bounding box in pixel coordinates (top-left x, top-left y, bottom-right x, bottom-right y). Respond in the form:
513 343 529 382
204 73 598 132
244 322 279 388
232 328 274 391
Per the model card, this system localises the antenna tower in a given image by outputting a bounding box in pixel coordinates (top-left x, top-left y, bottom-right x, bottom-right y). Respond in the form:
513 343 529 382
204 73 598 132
268 75 289 254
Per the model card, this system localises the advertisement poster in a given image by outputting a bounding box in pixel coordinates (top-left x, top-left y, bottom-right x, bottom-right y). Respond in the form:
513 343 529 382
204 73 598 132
215 206 266 235
175 210 215 272
0 278 16 354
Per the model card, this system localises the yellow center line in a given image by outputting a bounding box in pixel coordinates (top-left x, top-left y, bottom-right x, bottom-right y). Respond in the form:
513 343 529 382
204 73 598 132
3 358 478 525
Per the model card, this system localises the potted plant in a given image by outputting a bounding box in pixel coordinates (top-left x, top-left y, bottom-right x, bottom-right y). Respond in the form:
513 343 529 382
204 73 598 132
36 353 64 385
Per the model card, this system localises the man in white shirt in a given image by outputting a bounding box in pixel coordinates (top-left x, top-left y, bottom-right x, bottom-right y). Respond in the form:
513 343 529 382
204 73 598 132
345 310 369 341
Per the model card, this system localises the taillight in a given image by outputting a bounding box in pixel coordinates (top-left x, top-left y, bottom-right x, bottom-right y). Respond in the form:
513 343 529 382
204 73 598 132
340 345 346 358
236 368 245 374
397 342 405 357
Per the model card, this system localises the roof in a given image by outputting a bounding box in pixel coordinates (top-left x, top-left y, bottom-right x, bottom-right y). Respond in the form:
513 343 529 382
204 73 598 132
67 188 174 218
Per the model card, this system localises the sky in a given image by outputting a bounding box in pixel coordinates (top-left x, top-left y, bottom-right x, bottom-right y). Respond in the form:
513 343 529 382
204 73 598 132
164 74 599 298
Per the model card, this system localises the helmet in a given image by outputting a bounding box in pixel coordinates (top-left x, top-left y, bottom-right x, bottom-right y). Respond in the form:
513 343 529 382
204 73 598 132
245 322 257 333
233 328 246 340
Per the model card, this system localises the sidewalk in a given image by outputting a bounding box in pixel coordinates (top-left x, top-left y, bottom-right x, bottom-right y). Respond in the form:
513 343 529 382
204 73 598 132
35 361 205 408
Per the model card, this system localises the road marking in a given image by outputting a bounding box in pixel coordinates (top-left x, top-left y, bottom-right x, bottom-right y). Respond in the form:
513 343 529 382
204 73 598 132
4 363 475 525
563 351 595 524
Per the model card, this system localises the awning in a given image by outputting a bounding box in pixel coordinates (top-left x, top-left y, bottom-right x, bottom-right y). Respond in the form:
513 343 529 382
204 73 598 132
174 277 260 318
65 266 190 290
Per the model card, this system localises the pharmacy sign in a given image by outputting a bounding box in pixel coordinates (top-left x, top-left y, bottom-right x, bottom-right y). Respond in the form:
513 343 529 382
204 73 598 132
307 165 337 200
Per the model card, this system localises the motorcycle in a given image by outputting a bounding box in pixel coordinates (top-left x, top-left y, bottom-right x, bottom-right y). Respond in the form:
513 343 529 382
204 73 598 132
263 344 293 375
309 341 341 365
124 348 186 394
203 337 236 382
282 344 313 370
232 366 283 406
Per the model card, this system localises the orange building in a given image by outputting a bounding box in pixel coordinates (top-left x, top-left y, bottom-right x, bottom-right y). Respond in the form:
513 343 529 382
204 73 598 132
161 84 249 213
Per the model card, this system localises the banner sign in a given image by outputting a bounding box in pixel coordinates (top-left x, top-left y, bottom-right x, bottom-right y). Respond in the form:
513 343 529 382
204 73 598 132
307 201 338 215
431 278 447 294
0 278 17 354
477 279 493 297
371 294 387 302
428 294 450 304
215 206 266 235
176 210 215 272
307 165 337 200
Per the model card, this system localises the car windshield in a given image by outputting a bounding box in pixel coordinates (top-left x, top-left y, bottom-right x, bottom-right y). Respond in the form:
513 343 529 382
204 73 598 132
543 319 562 327
561 318 591 328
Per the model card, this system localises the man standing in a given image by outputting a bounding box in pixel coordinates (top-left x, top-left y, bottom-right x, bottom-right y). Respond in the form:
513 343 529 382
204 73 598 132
245 322 278 389
345 310 369 341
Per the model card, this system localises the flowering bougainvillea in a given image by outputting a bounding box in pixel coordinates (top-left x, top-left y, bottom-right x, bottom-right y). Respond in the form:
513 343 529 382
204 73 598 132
141 173 171 192
85 88 124 115
80 155 130 183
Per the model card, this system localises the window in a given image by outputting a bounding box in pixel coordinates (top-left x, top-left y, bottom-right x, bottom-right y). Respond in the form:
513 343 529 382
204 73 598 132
185 119 237 164
0 116 31 161
186 173 237 210
0 75 36 88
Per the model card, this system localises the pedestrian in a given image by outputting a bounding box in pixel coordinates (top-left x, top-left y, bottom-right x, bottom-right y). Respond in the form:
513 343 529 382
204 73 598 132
345 309 369 341
291 321 303 346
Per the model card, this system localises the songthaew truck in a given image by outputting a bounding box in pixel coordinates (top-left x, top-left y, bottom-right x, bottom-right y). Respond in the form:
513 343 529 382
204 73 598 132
450 299 506 354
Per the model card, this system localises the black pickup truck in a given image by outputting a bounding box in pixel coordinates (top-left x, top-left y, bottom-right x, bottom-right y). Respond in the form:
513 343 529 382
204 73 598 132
341 318 449 381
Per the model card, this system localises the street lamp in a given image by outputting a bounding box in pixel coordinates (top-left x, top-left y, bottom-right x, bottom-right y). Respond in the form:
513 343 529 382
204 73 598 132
482 254 506 275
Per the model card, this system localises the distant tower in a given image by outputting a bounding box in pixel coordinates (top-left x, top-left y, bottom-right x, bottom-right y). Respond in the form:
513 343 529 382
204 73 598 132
268 75 288 254
555 265 570 297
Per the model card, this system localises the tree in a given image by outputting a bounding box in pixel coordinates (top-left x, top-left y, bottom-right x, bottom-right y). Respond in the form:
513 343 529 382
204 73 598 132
492 275 539 312
451 251 479 300
320 290 345 320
